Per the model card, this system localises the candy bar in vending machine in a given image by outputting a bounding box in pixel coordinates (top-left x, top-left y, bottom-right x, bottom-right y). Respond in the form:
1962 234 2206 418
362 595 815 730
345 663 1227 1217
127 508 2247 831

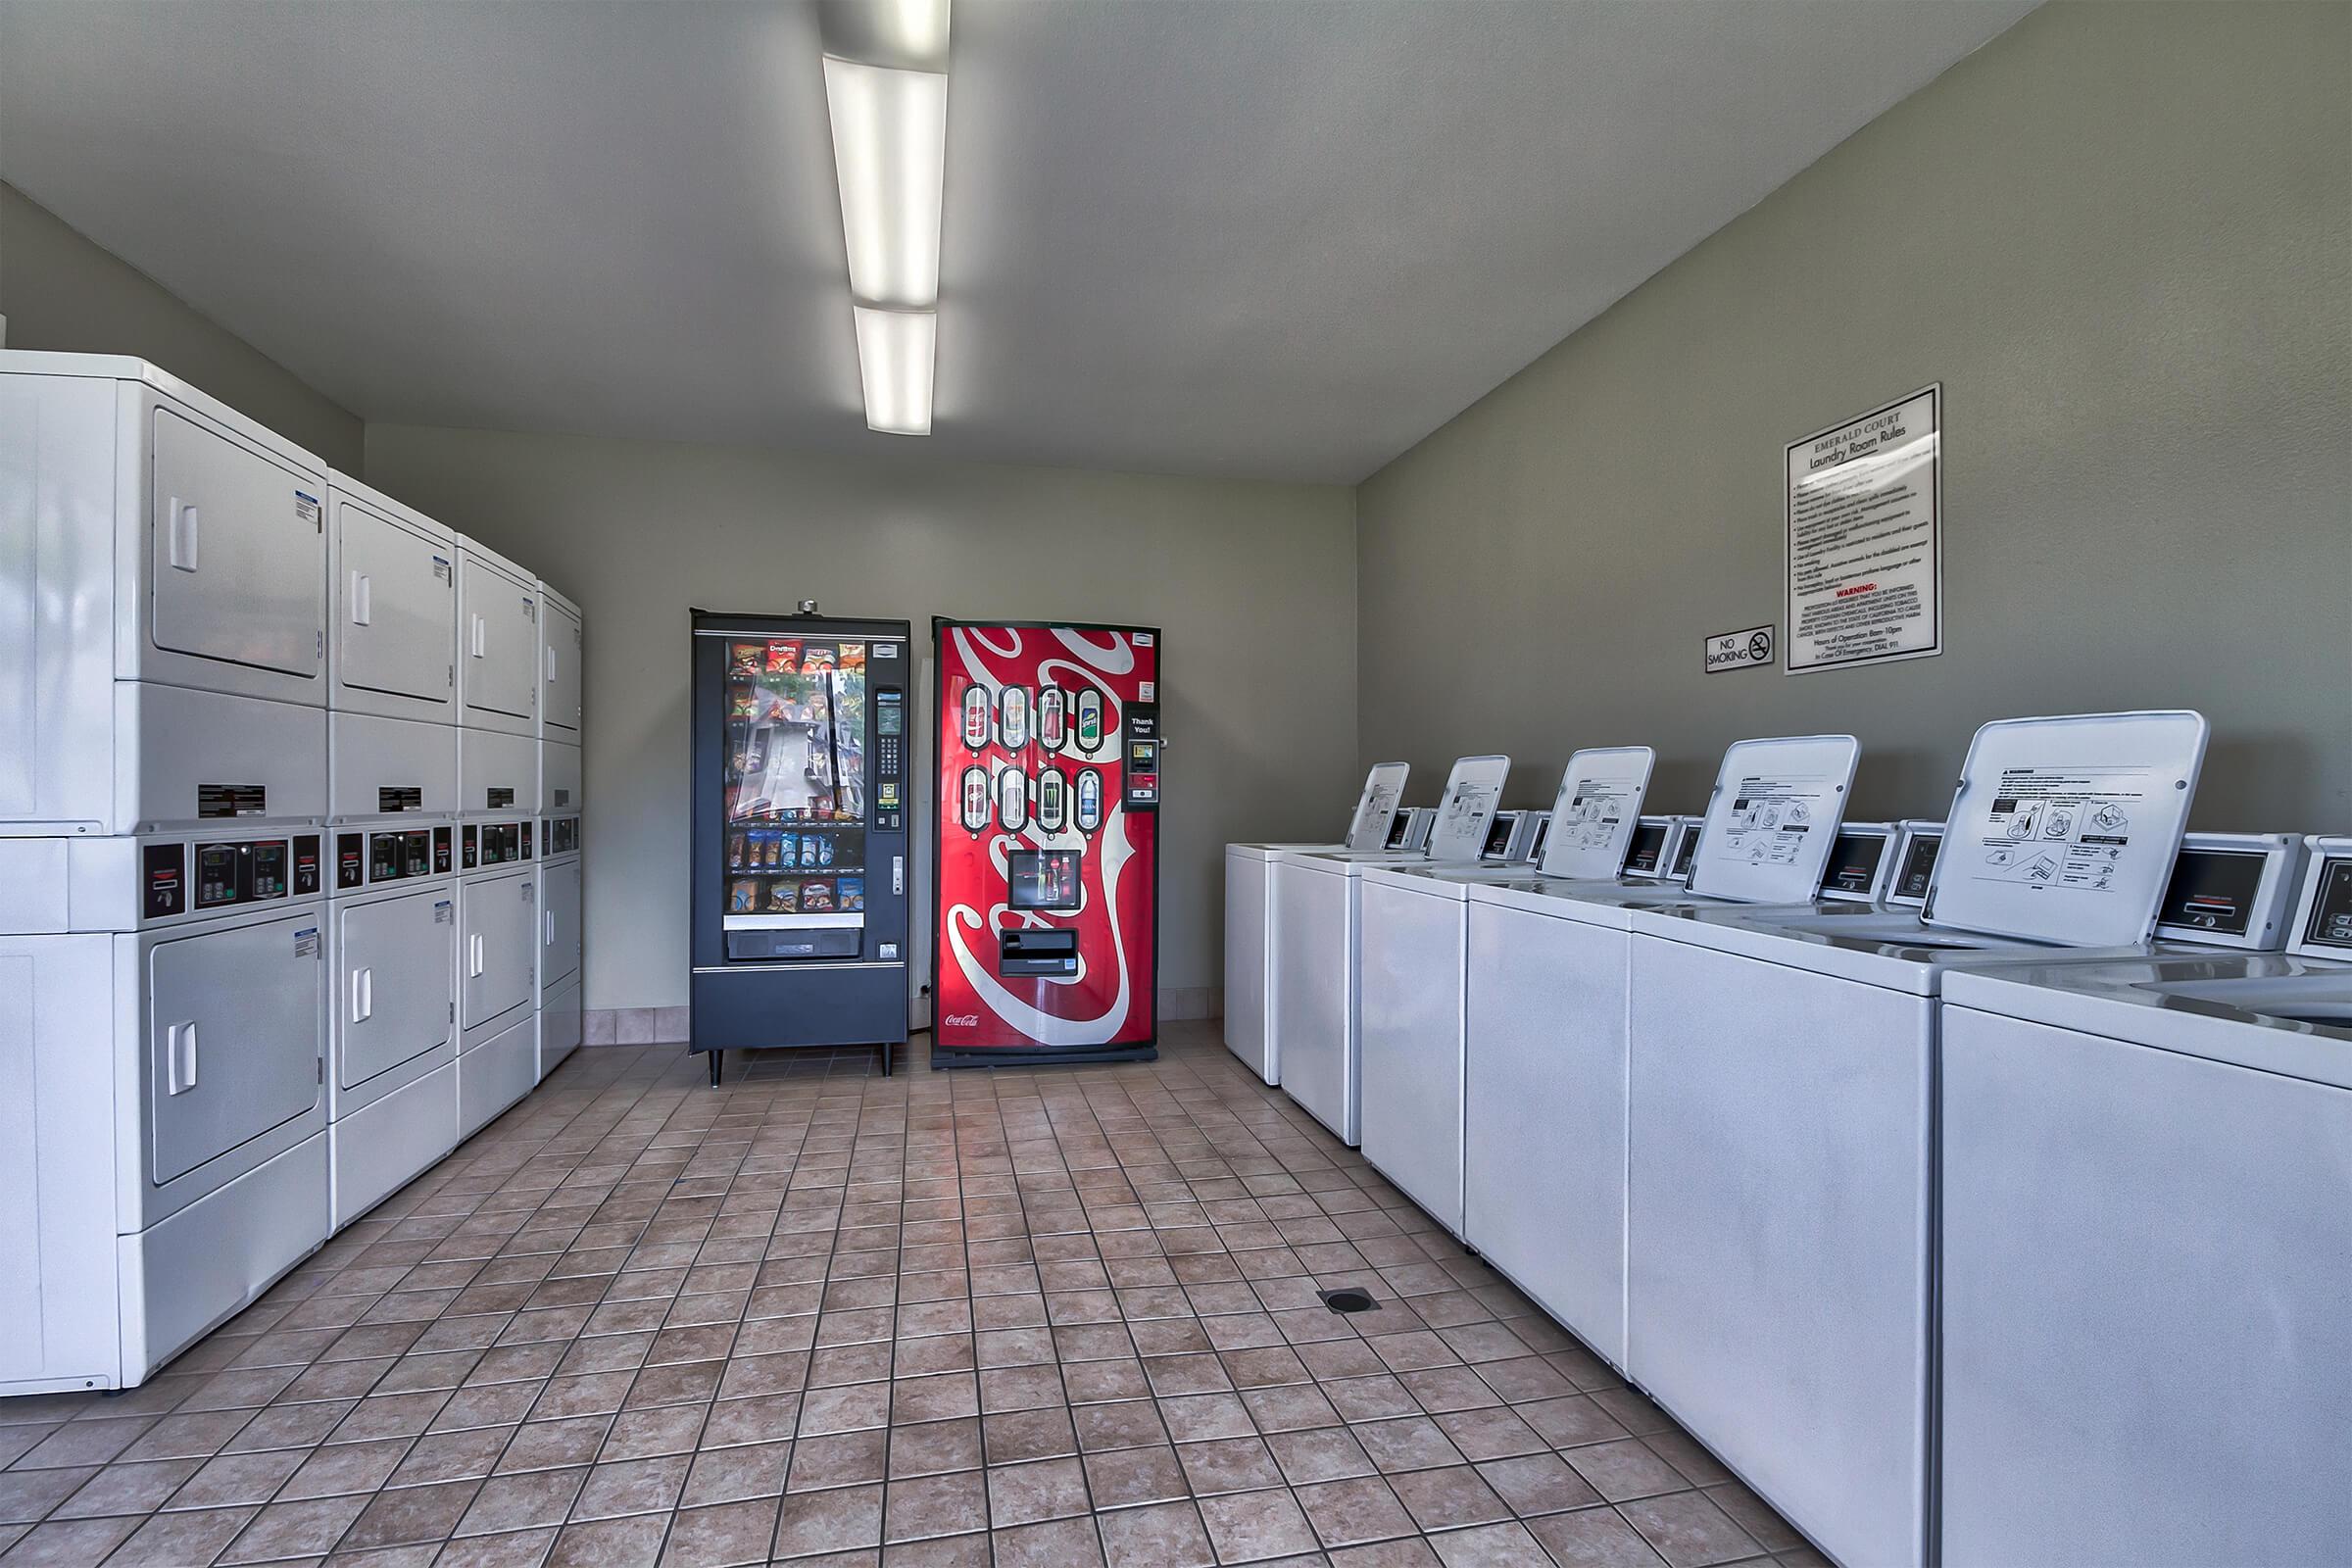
931 619 1162 1064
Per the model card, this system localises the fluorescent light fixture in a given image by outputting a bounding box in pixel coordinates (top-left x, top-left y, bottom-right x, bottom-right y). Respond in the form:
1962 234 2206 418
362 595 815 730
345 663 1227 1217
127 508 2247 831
823 56 947 310
817 0 951 73
853 306 936 435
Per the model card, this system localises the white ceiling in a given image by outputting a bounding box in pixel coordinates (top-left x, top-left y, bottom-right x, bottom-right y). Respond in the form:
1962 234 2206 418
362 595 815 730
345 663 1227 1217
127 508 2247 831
0 0 2034 483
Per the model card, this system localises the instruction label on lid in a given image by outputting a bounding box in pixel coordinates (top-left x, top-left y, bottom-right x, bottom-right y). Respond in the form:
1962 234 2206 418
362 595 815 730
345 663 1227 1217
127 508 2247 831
1925 711 2207 946
1689 735 1860 904
1345 762 1411 852
1543 746 1656 879
1425 756 1510 862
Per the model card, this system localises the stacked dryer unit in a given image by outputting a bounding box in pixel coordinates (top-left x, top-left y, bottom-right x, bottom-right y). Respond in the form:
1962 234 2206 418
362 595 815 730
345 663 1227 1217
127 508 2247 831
536 581 584 1078
455 538 546 1135
323 475 462 1229
0 354 335 1393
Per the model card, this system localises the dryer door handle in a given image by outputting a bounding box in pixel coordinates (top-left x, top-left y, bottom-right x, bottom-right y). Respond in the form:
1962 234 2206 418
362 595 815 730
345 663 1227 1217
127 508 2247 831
168 501 201 572
470 613 487 659
166 1021 199 1095
468 934 485 977
351 966 374 1023
351 569 373 625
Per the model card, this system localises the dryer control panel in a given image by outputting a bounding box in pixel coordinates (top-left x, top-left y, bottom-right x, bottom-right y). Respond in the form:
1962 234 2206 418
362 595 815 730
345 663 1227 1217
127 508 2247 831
462 820 536 870
336 826 456 889
140 831 324 923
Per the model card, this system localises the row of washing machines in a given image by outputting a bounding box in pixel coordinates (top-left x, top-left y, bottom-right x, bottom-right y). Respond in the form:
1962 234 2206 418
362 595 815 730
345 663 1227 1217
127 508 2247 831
0 352 585 1395
1226 713 2349 1568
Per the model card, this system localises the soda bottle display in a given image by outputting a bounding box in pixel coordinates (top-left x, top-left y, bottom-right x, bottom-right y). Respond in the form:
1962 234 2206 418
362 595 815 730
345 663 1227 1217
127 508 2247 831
960 765 991 833
998 767 1030 831
1075 767 1103 832
1074 688 1104 752
961 685 991 751
1037 767 1067 832
1000 686 1030 751
1037 686 1066 750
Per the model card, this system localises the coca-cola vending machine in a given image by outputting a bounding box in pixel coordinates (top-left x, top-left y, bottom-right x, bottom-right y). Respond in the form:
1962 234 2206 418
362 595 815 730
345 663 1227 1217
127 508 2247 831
931 619 1161 1064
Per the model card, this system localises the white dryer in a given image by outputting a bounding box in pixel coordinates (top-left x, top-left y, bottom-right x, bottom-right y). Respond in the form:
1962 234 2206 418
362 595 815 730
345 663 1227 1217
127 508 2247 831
456 537 539 739
1224 761 1410 1085
1936 843 2352 1568
325 473 459 826
537 814 584 1078
0 825 329 1393
0 353 328 835
325 822 459 1230
1356 748 1654 1238
456 814 539 1137
1271 756 1510 1146
1621 711 2219 1568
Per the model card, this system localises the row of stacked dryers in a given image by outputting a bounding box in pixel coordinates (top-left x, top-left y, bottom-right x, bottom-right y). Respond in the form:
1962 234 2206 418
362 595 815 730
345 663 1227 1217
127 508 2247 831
0 352 584 1396
1229 716 2350 1568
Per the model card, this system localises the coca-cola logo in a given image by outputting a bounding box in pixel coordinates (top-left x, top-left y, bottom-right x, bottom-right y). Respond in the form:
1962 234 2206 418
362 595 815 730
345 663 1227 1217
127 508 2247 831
943 1013 980 1028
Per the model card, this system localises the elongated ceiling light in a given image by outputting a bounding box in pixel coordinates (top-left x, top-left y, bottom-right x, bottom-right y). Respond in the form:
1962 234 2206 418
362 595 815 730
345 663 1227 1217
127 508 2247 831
820 0 950 435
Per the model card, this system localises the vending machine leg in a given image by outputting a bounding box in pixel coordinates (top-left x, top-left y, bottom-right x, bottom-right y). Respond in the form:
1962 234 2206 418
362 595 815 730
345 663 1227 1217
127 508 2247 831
707 1050 723 1087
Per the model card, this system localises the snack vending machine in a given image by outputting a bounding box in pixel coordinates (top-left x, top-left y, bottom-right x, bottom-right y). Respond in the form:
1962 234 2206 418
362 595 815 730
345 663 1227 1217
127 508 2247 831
931 619 1162 1065
690 611 911 1081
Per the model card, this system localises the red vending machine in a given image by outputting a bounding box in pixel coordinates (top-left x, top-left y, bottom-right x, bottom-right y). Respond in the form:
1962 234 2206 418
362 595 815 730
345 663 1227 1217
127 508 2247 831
930 619 1161 1065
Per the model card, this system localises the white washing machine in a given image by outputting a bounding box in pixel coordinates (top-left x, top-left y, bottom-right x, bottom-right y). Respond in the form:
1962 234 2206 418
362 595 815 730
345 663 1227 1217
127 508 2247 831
456 814 540 1137
1455 734 1860 1375
0 352 328 836
1933 835 2352 1568
325 472 459 827
1271 756 1509 1145
1224 762 1411 1085
325 822 459 1231
0 824 330 1393
456 537 539 739
537 814 584 1078
1621 711 2221 1568
1358 748 1653 1239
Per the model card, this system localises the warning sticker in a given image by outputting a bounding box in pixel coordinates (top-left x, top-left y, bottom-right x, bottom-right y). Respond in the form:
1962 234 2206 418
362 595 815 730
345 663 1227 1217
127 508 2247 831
1960 765 2167 897
295 491 321 530
1717 774 1838 867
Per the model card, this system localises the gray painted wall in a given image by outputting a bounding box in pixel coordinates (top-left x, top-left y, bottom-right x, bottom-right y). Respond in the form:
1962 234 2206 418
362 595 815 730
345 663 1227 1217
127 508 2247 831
1357 2 2352 831
366 422 1358 1015
0 181 363 470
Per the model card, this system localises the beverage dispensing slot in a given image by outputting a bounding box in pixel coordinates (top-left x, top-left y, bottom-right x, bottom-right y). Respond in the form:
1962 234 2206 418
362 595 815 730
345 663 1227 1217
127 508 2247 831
1000 928 1080 976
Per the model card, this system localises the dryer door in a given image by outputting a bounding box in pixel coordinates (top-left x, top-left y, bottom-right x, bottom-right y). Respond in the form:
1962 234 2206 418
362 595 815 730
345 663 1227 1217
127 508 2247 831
339 888 458 1089
336 500 456 711
459 558 538 728
149 408 324 682
463 872 536 1030
541 595 582 736
148 912 324 1186
543 859 583 990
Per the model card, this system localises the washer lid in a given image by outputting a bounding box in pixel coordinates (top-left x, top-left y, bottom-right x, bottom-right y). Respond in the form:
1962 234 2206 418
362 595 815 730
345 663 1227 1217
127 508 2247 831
1424 756 1511 862
1923 710 2208 947
1686 735 1861 904
1343 762 1411 851
1540 746 1656 879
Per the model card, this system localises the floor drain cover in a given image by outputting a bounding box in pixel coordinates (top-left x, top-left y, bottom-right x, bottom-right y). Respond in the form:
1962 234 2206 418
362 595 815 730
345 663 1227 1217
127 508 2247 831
1320 1288 1379 1315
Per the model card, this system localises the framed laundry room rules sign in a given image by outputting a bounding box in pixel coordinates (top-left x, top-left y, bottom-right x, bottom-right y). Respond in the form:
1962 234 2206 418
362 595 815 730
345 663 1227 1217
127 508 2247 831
1785 385 1941 674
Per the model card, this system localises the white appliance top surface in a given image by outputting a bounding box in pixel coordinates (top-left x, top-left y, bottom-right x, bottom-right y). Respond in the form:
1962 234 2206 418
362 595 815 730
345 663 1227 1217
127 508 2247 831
1944 953 2352 1088
0 347 328 471
1229 841 1342 860
1685 734 1860 904
1630 900 2159 996
1462 873 1807 930
1344 762 1411 852
1361 859 1524 899
1541 746 1656 879
328 468 457 545
1922 710 2209 946
1283 847 1436 876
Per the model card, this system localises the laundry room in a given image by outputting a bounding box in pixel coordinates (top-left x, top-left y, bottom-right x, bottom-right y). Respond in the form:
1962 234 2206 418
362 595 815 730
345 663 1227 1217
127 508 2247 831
0 2 2345 1565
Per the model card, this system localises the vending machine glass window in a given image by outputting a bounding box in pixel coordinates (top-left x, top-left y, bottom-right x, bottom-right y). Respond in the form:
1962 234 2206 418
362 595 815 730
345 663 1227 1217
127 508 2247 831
719 638 870 936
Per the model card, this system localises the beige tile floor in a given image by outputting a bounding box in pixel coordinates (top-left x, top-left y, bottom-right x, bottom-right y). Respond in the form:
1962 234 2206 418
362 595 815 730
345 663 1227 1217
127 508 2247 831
0 1022 1817 1568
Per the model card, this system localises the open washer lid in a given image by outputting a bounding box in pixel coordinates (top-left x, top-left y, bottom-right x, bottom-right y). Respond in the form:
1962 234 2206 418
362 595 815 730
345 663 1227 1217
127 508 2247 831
1686 735 1861 905
1342 762 1411 851
1540 746 1657 879
1423 755 1511 863
1922 710 2208 947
